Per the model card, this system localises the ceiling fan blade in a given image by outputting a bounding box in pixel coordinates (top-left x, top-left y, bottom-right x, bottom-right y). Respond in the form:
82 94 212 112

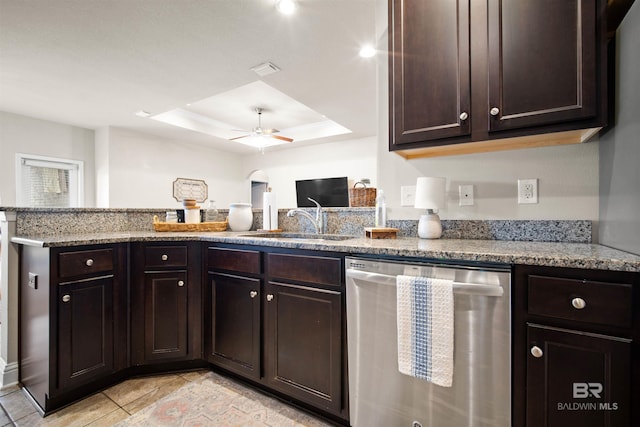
229 135 250 141
272 135 294 142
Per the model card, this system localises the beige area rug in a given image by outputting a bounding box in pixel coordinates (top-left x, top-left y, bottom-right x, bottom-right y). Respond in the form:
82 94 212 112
114 372 333 427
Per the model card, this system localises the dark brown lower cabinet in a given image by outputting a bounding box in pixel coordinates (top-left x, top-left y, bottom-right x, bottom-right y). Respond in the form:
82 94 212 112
57 276 114 390
205 244 348 423
264 281 343 415
19 243 127 413
526 324 630 427
130 242 202 366
207 272 261 380
143 271 188 361
514 265 639 427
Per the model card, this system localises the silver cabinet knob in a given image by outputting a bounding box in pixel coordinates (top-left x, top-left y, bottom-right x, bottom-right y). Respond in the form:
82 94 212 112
266 294 274 302
62 294 71 303
161 254 168 261
571 297 586 310
530 346 543 358
178 280 184 287
490 107 500 116
459 112 469 121
250 290 258 298
85 259 94 267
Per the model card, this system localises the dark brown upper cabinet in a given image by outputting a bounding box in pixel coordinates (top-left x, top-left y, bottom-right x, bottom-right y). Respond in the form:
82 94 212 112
389 0 608 159
389 0 471 144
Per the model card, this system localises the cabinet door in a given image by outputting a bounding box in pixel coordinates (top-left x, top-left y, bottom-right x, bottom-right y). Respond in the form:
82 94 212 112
264 282 343 415
526 324 630 427
57 276 114 390
488 0 602 131
208 272 261 380
389 0 471 145
144 271 188 361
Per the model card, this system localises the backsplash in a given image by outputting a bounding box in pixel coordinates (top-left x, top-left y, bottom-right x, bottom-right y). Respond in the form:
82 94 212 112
5 207 591 243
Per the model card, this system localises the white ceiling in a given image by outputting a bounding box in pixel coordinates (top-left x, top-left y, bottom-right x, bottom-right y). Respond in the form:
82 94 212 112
0 0 378 154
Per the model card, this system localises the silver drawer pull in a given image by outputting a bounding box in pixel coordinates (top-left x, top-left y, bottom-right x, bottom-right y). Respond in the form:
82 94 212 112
178 280 184 287
490 107 500 116
459 111 469 121
250 290 257 298
530 346 543 358
161 254 168 261
571 297 586 309
266 294 274 302
85 259 94 267
62 294 71 303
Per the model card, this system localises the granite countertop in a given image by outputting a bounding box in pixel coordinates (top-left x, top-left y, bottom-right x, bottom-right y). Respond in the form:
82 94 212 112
11 231 640 272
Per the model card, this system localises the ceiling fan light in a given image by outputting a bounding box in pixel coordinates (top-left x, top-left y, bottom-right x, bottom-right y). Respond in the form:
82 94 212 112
276 0 296 15
234 135 289 149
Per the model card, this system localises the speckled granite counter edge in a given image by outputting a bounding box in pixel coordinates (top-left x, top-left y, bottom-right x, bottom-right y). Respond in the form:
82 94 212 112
10 232 640 272
4 207 592 243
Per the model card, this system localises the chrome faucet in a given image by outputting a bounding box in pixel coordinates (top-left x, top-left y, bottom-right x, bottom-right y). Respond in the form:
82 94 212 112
287 197 323 234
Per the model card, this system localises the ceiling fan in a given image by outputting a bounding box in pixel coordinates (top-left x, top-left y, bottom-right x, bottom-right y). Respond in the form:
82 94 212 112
230 107 294 143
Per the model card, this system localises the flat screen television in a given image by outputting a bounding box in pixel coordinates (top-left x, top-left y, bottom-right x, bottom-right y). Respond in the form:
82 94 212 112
295 177 350 207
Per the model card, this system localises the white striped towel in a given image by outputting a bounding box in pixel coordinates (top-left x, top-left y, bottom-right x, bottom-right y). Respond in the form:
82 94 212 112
397 275 454 387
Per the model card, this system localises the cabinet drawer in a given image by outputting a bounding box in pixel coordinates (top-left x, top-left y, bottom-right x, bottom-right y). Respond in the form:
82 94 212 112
144 246 188 268
58 249 114 278
528 275 633 328
208 247 261 274
267 253 341 287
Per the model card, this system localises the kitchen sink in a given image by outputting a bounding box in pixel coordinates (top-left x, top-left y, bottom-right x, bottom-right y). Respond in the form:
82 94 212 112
240 232 356 241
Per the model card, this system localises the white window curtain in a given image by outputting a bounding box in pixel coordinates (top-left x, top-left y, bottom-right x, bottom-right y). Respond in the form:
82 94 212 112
16 154 84 207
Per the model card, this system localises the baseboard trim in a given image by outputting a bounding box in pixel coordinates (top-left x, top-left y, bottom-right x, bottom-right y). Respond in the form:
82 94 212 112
0 358 19 389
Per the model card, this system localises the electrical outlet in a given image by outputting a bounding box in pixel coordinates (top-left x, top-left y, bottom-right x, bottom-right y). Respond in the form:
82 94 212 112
401 185 416 207
459 184 474 206
518 179 538 204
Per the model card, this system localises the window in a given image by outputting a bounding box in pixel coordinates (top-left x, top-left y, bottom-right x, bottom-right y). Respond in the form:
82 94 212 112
16 154 84 207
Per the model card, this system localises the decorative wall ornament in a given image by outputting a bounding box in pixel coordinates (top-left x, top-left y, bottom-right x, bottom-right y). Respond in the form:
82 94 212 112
172 178 208 202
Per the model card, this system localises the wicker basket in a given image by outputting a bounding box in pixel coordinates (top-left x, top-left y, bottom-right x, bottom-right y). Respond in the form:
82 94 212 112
349 182 377 207
153 215 228 232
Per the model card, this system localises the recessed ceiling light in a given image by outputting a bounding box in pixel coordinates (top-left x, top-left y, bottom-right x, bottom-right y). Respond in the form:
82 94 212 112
135 110 151 118
276 0 296 15
359 45 376 58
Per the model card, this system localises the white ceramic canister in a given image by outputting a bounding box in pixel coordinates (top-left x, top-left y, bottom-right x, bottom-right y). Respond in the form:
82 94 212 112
228 203 253 231
184 206 201 224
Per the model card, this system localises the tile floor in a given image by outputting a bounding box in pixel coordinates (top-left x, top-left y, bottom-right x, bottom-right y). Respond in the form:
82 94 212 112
0 370 333 426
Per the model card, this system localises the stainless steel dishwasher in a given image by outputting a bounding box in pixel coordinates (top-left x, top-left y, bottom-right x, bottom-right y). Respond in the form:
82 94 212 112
345 257 511 427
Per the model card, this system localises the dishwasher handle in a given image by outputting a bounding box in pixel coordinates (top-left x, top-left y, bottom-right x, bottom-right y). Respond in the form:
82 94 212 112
346 269 504 297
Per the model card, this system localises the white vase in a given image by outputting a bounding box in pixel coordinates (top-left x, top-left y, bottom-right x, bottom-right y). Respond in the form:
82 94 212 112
228 203 253 231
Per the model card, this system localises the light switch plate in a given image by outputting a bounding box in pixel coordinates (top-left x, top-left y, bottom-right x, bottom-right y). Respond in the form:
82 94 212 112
28 272 38 289
401 185 416 207
459 184 474 206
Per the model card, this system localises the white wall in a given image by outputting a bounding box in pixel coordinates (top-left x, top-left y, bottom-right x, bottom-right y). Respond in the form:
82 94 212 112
374 21 600 223
100 127 245 208
242 136 378 208
94 127 110 207
0 111 95 206
599 5 640 255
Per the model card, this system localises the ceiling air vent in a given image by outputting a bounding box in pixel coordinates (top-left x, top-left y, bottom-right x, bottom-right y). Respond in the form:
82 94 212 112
251 62 281 77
